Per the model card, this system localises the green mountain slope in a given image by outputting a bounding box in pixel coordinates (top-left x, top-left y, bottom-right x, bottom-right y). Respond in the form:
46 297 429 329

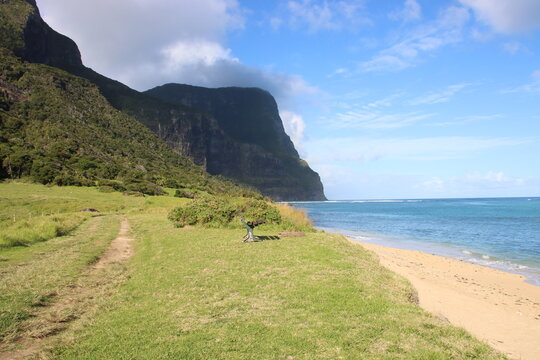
0 0 325 200
0 1 257 197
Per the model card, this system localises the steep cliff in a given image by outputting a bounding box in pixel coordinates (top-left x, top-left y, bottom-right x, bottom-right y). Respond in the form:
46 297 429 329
145 84 326 200
0 0 326 200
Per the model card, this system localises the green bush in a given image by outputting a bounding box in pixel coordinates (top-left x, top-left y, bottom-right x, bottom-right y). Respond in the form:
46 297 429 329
53 173 93 187
30 158 57 184
97 179 126 192
174 189 195 199
126 181 166 196
168 196 281 228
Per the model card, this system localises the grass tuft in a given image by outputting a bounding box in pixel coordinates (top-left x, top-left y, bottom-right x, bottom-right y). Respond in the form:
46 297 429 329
275 203 314 231
0 214 90 248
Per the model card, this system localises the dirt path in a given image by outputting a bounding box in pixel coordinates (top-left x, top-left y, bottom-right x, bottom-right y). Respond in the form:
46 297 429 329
92 218 133 269
0 218 134 360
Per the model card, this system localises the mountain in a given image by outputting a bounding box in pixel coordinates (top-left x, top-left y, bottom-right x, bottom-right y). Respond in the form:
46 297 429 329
0 0 326 201
0 0 258 198
144 84 326 201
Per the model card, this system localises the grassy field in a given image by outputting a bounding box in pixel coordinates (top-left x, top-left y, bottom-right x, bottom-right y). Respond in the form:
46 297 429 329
0 183 505 359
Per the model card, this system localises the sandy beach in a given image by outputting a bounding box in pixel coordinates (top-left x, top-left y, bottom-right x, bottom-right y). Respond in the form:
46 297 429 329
353 239 540 360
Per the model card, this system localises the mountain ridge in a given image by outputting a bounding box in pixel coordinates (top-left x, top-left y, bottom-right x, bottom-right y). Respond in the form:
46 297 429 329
0 0 326 200
0 0 258 197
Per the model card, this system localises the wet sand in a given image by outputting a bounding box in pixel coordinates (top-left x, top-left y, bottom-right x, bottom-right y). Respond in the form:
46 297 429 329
353 239 540 360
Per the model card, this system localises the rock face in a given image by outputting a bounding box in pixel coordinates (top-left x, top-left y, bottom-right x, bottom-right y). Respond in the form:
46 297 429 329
2 0 327 200
4 0 83 69
144 84 326 201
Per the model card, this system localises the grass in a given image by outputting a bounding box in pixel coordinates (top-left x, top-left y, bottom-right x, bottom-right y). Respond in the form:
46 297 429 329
0 183 506 359
0 213 91 247
53 218 503 359
276 203 313 231
0 216 120 341
0 182 188 248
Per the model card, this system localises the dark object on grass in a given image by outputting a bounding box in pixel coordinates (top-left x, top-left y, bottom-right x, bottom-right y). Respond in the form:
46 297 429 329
239 213 266 242
80 208 99 213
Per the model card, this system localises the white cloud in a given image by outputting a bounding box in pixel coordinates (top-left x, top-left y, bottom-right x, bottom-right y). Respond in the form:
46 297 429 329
501 69 540 94
39 0 244 83
390 0 422 22
360 6 470 72
360 55 410 72
286 0 369 33
470 28 493 41
37 0 317 98
467 171 523 185
362 93 404 109
427 114 503 127
327 68 349 78
421 171 528 196
305 136 534 163
502 41 530 55
326 111 433 129
422 177 445 192
280 111 306 153
459 0 540 33
270 17 283 30
38 0 319 151
410 83 472 105
162 41 237 70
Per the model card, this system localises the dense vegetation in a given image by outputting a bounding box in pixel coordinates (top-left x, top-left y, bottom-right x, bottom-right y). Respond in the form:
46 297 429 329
0 0 263 198
0 49 260 197
1 0 325 201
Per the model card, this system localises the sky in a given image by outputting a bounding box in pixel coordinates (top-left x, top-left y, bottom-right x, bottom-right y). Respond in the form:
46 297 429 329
38 0 540 199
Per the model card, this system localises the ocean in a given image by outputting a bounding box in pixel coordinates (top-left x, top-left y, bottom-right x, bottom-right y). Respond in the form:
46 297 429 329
288 198 540 286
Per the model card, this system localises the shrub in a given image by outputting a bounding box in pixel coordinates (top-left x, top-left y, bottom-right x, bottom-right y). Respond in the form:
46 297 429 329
53 173 93 187
275 204 314 232
97 179 126 192
126 181 166 196
30 158 57 184
174 189 195 199
168 196 281 228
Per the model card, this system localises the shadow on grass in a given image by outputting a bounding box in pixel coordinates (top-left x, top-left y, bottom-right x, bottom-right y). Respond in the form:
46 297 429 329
242 235 281 242
258 235 280 241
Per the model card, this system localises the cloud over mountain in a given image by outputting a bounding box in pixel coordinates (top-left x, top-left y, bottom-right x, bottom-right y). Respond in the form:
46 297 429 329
38 0 316 149
459 0 540 33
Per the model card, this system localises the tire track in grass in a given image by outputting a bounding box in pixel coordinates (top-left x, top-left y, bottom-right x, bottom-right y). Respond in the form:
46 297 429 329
0 218 134 360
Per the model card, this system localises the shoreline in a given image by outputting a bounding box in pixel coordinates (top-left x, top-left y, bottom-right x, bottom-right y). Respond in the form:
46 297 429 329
348 237 540 360
321 227 540 287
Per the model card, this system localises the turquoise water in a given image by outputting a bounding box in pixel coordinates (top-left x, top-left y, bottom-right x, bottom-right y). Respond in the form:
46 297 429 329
288 198 540 285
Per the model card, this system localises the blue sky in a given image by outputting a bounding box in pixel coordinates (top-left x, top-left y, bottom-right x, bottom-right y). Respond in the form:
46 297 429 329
39 0 540 199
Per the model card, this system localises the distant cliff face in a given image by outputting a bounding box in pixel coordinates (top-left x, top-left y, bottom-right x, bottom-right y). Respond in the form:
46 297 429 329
144 84 326 201
1 0 326 201
146 85 298 157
